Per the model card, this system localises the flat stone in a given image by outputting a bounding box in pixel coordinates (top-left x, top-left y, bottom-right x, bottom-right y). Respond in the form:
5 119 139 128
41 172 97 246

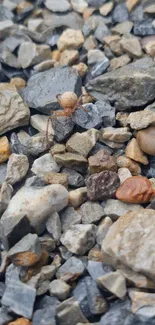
56 297 88 325
68 187 87 208
86 58 155 111
18 42 51 69
62 168 84 188
0 84 30 135
86 171 120 201
51 144 66 156
31 114 54 135
58 29 84 51
112 21 133 35
61 224 96 255
120 34 142 58
84 276 108 315
31 153 60 177
102 209 155 279
49 279 71 301
52 116 74 142
137 126 155 156
43 11 83 30
110 54 131 70
66 129 99 158
1 184 68 234
88 149 117 174
24 66 81 114
125 138 148 165
60 207 81 232
97 271 126 299
80 201 105 224
60 50 79 66
100 127 132 143
127 110 155 130
45 0 71 12
117 155 141 175
118 168 132 183
6 154 29 185
56 256 85 282
54 153 87 173
34 59 56 72
71 0 88 13
0 182 13 216
96 217 113 245
104 199 143 220
0 50 20 68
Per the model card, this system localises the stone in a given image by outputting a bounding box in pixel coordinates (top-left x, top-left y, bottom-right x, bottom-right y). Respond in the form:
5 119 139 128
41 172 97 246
90 57 109 78
100 127 132 143
62 168 84 188
56 297 88 325
120 34 142 58
0 20 14 40
72 278 92 319
84 276 108 315
5 154 29 185
24 66 81 114
118 265 155 290
117 156 141 175
102 209 155 279
20 132 53 157
86 261 107 280
1 184 68 234
104 199 143 220
28 17 43 32
54 153 87 173
118 167 132 183
96 217 113 245
49 280 71 301
43 172 68 188
88 49 107 66
126 0 140 12
18 42 51 69
129 289 155 313
32 307 56 325
66 129 99 158
143 39 155 57
60 50 79 66
71 0 88 13
110 54 131 70
56 256 85 282
83 35 98 51
0 84 30 135
112 3 129 23
31 153 60 177
100 299 131 325
8 318 31 325
86 58 155 111
112 21 133 35
116 176 155 204
137 126 155 156
52 116 74 142
43 11 83 30
0 163 7 185
0 50 20 69
72 62 88 77
134 19 155 36
143 156 155 179
127 110 155 130
88 149 117 174
58 29 84 51
31 114 54 135
97 270 126 299
80 201 105 224
100 2 114 16
10 77 26 90
116 112 129 127
0 136 10 163
0 306 13 324
0 182 13 216
94 23 110 43
34 59 56 73
61 224 96 255
86 171 120 201
39 235 56 253
8 234 41 267
127 139 148 166
104 34 122 56
144 4 155 14
68 187 87 208
51 144 66 156
60 207 81 232
45 0 71 12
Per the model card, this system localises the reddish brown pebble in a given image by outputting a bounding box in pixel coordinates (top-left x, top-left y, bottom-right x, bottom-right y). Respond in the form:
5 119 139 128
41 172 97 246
116 176 155 204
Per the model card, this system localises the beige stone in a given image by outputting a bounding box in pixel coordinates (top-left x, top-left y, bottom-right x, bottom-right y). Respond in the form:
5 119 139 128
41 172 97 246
43 172 68 188
116 112 129 127
136 126 155 156
104 35 123 56
88 149 117 174
112 21 133 35
129 289 155 313
71 0 88 13
50 144 66 155
144 4 155 14
118 167 132 183
126 0 139 12
60 50 79 66
83 7 95 20
58 29 84 51
96 217 113 245
126 138 148 165
10 77 26 89
54 152 87 170
30 114 54 135
110 54 131 70
72 62 88 77
68 187 87 208
149 178 155 190
117 156 141 175
0 136 11 163
127 110 155 130
52 50 61 61
120 34 142 58
144 39 155 57
99 2 114 16
118 265 155 289
100 127 132 143
97 271 126 299
66 129 99 158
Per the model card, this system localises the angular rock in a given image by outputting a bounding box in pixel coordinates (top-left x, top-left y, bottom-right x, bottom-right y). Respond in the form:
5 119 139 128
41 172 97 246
71 0 88 13
118 167 132 183
45 0 71 12
24 66 81 114
120 34 142 58
66 129 99 158
46 212 61 241
18 42 52 69
49 279 71 301
31 153 60 177
88 149 117 174
69 186 87 206
56 297 88 325
84 276 108 315
96 217 113 245
100 127 132 143
134 19 155 36
104 199 143 220
118 265 155 290
86 171 120 201
72 278 91 319
86 58 155 111
117 155 141 175
86 261 108 280
62 168 84 188
61 224 96 255
54 153 87 173
94 23 110 43
56 256 85 282
60 49 79 66
51 144 66 156
126 0 140 12
97 271 126 299
100 2 114 16
110 54 131 71
0 182 13 216
125 138 148 165
60 207 81 232
43 172 68 188
112 3 129 23
80 201 105 224
129 289 155 313
0 84 30 135
136 126 155 156
1 184 68 234
6 153 29 185
31 114 54 135
43 11 83 30
127 110 155 130
0 136 10 163
58 29 84 51
52 116 74 142
100 299 131 325
32 307 56 325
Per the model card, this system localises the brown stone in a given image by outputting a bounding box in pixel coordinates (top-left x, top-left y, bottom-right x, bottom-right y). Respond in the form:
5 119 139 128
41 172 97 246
136 126 155 156
58 29 84 51
104 35 123 56
17 1 32 14
88 149 117 174
52 50 61 61
126 0 139 12
10 251 41 267
116 112 129 127
125 138 148 165
43 172 68 188
83 7 95 20
110 54 131 71
116 176 155 204
68 187 87 208
9 318 31 325
99 2 114 16
117 156 141 175
60 50 79 66
0 136 11 163
72 62 88 77
10 78 26 89
129 289 155 313
120 34 142 58
50 144 66 155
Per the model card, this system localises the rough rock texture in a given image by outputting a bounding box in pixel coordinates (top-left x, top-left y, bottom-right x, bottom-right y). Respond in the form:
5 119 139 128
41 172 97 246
6 153 29 185
88 149 117 173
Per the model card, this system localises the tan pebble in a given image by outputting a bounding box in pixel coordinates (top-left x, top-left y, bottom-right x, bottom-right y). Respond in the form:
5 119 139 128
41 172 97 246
17 1 32 13
116 112 129 127
0 136 11 163
50 144 66 155
100 1 114 16
52 50 61 61
136 126 155 156
126 138 148 165
126 0 140 12
60 50 79 66
110 54 131 71
68 187 87 208
58 29 84 51
117 155 141 175
88 247 103 262
83 7 95 20
118 167 132 183
10 77 26 89
43 172 68 188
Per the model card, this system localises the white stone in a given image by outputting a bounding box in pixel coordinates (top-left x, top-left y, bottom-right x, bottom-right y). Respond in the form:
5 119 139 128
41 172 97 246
71 0 88 13
31 153 59 176
18 42 51 69
30 114 54 135
6 154 29 185
45 0 71 12
104 199 143 220
0 182 13 215
118 167 132 183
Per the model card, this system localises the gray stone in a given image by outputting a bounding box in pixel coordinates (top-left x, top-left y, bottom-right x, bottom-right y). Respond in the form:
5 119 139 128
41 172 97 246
43 11 83 30
100 299 132 325
112 4 129 23
35 294 60 310
0 4 14 21
0 182 12 216
134 19 155 36
97 271 127 299
61 224 97 255
45 0 71 12
33 307 56 325
1 184 68 234
112 21 133 35
46 212 61 241
94 23 110 43
87 0 107 8
49 279 71 301
88 49 106 66
104 199 143 220
24 66 82 114
0 307 13 324
0 50 20 68
66 129 99 158
54 153 87 173
20 132 53 157
86 58 155 111
52 116 74 142
91 58 109 78
86 261 106 280
84 276 107 315
59 246 73 261
0 20 14 40
5 153 29 185
56 256 85 282
72 278 92 319
80 201 105 224
62 168 85 188
31 153 60 177
39 235 56 253
83 15 111 37
60 207 81 232
10 133 29 156
56 297 88 325
71 0 88 13
18 42 52 69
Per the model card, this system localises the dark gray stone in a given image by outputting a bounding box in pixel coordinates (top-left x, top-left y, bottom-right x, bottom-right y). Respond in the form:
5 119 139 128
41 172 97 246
56 256 85 282
62 168 85 188
91 58 109 78
0 306 13 325
59 246 73 261
34 295 60 311
142 156 155 178
134 19 155 36
90 143 113 156
112 4 129 23
94 24 110 43
72 278 92 319
129 4 144 22
24 66 82 115
86 58 155 111
52 116 74 142
0 5 14 21
10 133 29 156
0 63 7 82
84 276 107 315
86 0 107 8
56 297 88 325
82 15 111 37
33 307 56 325
99 300 131 325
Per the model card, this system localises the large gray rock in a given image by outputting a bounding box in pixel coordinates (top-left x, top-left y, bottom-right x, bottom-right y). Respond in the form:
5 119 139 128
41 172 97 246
86 58 155 111
24 66 82 114
1 184 68 234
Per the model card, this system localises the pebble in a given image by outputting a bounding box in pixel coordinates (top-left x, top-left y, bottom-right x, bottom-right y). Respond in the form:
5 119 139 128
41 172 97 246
100 127 132 143
61 224 96 255
43 172 68 188
31 114 54 135
31 153 60 177
104 199 143 220
125 138 148 165
54 153 87 173
62 168 85 188
56 297 88 325
18 42 51 69
112 4 129 23
126 0 140 12
96 217 113 245
56 256 85 282
80 201 105 224
45 0 71 12
51 144 66 155
6 153 29 185
97 271 126 299
43 11 83 30
86 171 120 201
110 54 131 70
68 187 87 208
0 136 10 163
136 126 155 156
120 33 142 58
117 155 141 175
49 279 71 301
60 206 81 232
58 29 84 51
118 168 132 183
84 276 108 315
88 149 117 173
127 110 155 130
100 2 114 16
0 182 13 215
71 0 88 13
112 20 133 35
66 129 99 158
